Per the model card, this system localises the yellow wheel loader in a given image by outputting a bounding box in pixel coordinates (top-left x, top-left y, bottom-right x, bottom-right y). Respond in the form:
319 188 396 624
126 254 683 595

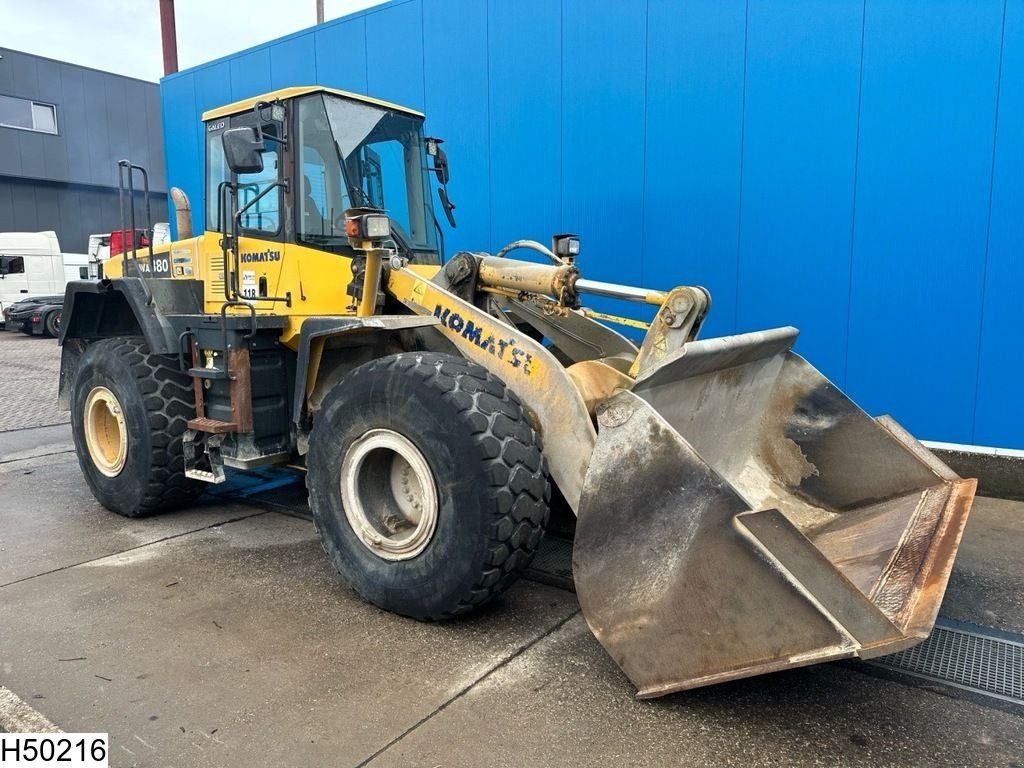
59 87 975 697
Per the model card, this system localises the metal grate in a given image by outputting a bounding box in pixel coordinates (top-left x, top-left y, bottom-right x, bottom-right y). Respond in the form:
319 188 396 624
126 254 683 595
870 622 1024 704
524 535 574 591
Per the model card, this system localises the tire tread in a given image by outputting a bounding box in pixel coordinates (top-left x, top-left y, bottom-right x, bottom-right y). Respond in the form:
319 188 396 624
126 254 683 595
309 351 550 620
86 337 203 517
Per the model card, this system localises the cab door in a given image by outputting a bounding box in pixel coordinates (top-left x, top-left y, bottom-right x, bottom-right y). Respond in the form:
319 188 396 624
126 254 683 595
201 113 287 314
27 253 62 293
0 255 30 310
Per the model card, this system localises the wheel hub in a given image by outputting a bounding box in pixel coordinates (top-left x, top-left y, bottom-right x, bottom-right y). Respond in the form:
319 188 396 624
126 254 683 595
83 386 128 477
340 428 439 561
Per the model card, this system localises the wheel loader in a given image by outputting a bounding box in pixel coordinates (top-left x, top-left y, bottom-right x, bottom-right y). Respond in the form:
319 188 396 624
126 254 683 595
58 86 975 697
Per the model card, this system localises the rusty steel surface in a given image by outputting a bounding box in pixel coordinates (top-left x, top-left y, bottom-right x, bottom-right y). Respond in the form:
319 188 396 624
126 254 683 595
574 328 975 697
229 346 253 434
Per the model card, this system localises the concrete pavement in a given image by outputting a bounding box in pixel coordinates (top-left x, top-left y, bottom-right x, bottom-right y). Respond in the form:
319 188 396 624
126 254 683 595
0 423 1020 767
1 336 1022 767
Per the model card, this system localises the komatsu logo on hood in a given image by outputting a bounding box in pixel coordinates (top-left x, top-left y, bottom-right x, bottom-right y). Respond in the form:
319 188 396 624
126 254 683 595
239 249 281 263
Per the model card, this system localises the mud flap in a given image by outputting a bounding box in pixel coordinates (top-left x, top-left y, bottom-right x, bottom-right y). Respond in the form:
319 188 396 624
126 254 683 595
573 328 974 697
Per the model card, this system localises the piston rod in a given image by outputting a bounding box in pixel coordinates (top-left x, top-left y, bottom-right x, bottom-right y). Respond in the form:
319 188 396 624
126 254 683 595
574 278 666 306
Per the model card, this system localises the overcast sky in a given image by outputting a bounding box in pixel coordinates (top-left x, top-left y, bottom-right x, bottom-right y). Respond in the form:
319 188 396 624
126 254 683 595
0 0 382 82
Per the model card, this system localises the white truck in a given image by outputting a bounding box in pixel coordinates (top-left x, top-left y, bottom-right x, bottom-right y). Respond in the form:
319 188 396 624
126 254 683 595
0 231 99 333
1 228 169 333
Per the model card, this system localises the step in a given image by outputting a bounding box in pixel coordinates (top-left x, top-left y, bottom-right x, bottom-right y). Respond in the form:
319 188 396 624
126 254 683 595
187 417 237 434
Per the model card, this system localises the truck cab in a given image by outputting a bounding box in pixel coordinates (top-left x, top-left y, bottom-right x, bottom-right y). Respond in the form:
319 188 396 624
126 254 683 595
0 230 67 320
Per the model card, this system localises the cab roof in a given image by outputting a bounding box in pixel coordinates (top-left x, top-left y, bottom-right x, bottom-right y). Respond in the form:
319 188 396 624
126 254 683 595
201 85 424 122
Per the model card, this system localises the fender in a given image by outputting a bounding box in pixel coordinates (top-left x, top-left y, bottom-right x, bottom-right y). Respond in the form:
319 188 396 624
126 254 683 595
293 315 441 442
58 278 203 408
60 278 204 352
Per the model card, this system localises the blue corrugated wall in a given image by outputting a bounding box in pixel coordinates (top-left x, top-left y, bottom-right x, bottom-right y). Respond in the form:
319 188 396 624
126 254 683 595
160 0 1024 449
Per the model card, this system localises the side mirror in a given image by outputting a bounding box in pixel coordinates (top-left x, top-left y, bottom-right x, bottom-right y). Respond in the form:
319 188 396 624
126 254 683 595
425 137 450 185
222 126 265 175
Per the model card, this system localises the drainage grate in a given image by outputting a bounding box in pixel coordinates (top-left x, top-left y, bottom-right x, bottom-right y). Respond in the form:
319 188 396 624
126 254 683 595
524 535 574 591
870 622 1024 705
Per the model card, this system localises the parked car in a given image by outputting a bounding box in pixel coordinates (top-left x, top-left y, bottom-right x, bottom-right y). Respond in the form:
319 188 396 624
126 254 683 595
2 294 64 337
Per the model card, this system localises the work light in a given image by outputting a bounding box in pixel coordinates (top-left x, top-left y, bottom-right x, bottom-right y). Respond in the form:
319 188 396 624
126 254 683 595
344 210 391 245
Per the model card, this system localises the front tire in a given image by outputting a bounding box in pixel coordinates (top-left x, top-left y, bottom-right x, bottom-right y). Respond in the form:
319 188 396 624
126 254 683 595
71 337 204 517
307 352 550 620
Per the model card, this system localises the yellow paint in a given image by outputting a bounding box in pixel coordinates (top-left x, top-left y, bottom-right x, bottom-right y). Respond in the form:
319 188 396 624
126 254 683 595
111 223 443 351
357 250 384 316
102 238 192 279
202 85 423 122
387 266 596 509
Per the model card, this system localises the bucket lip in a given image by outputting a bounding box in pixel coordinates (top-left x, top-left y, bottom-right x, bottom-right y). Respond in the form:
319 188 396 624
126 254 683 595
633 326 799 389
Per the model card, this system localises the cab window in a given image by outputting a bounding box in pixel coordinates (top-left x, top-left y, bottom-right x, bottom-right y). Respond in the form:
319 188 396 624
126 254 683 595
205 119 282 235
1 256 25 275
237 148 279 233
206 129 227 232
296 94 352 245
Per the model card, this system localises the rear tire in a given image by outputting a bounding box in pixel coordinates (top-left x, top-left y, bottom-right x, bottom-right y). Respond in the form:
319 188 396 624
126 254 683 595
307 352 550 620
71 337 204 517
44 310 60 338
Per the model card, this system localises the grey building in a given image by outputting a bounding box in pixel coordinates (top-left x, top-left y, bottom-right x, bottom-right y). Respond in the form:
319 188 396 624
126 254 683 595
0 48 167 252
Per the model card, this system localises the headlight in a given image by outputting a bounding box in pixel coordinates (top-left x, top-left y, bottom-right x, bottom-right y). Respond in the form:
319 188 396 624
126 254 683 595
363 215 391 239
344 210 391 245
553 233 580 259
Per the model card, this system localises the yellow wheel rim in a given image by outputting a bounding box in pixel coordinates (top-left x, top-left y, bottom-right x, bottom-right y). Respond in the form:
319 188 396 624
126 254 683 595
83 386 128 477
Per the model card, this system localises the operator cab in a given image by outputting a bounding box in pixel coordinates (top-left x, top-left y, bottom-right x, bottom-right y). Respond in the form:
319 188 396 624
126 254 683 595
204 87 448 265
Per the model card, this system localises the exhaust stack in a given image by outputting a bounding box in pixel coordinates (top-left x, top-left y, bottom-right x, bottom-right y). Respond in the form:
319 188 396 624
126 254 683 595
169 187 192 240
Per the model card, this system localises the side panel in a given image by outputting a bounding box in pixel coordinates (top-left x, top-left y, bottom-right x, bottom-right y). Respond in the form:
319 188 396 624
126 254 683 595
847 0 1003 440
364 1 425 112
162 75 202 237
644 0 746 338
487 0 561 252
156 0 1020 449
561 0 648 319
974 0 1024 447
737 0 863 384
270 34 317 90
313 17 369 93
423 0 490 255
229 49 274 102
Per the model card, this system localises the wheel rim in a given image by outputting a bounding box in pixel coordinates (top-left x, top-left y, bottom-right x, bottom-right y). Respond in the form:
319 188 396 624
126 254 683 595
83 386 128 477
340 428 439 561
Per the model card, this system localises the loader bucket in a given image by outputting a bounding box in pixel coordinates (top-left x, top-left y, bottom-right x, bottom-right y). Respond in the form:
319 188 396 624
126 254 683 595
573 326 975 697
